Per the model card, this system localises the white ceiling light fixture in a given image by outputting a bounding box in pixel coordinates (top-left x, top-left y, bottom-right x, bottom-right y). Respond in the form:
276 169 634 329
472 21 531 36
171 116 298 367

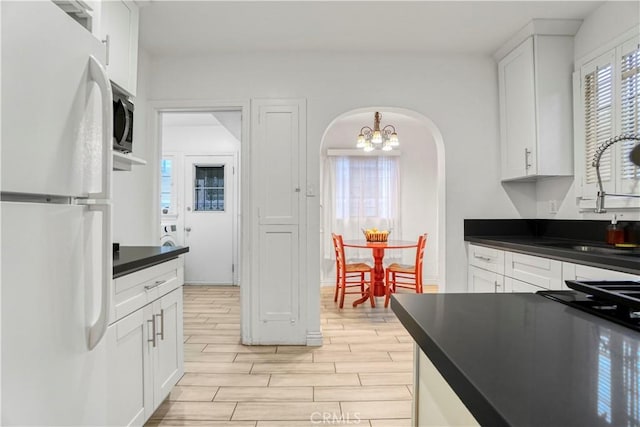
356 112 399 152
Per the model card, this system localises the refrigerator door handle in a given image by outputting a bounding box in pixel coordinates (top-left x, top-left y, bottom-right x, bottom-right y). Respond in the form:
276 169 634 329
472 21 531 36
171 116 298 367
87 55 113 200
87 202 112 350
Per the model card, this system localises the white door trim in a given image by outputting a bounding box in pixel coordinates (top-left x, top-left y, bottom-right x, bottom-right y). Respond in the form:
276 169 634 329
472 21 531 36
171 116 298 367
149 100 252 343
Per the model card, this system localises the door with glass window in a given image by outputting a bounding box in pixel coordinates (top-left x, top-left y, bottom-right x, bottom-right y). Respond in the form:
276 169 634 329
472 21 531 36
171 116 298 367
183 155 236 284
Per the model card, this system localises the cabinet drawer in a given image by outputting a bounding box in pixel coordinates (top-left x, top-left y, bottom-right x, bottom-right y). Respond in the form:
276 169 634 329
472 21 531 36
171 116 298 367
468 244 505 274
562 262 640 288
505 252 562 290
112 258 183 323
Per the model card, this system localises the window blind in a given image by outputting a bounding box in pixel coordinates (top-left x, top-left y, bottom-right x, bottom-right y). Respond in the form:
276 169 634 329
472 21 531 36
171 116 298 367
584 63 613 184
620 46 640 180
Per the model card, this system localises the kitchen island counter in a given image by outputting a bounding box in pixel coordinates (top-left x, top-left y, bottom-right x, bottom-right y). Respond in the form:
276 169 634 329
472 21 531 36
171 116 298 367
113 245 189 278
392 292 640 426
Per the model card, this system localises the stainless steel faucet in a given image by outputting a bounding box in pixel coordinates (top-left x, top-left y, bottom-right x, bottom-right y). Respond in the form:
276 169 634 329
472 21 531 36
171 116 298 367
592 133 640 213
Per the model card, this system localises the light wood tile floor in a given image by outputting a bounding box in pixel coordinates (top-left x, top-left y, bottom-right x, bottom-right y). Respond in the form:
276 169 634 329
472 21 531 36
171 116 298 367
146 285 416 427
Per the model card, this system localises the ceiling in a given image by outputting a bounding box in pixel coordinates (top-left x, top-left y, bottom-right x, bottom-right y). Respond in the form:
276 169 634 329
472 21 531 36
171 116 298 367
139 1 604 57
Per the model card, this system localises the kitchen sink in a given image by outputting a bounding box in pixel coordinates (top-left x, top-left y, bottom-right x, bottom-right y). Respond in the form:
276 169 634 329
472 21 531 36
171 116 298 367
538 241 640 256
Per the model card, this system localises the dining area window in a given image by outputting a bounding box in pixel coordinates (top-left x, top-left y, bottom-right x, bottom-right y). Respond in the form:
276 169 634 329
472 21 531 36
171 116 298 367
323 154 401 261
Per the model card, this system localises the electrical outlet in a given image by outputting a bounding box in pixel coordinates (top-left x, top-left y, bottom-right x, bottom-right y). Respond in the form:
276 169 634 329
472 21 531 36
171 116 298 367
549 200 558 214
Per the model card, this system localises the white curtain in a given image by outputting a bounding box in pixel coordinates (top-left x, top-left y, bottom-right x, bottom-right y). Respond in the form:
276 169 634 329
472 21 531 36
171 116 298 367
322 155 402 263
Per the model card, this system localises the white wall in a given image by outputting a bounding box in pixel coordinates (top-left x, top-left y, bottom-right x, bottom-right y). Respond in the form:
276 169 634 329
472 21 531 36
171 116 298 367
320 114 440 285
112 49 156 245
536 1 640 221
146 52 536 292
163 123 241 154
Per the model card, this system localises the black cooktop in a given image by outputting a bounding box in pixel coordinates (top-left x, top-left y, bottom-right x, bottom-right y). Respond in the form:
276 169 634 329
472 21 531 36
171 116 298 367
538 280 640 332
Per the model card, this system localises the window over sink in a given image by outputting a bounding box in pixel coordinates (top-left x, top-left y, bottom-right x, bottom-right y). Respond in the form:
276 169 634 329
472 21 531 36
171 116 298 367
576 32 640 209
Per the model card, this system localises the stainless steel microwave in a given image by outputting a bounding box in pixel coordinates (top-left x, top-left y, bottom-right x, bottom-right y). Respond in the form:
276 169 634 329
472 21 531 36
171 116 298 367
112 85 133 153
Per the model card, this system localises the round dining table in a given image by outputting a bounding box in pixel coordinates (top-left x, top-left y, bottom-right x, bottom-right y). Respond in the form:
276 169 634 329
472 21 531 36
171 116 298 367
342 239 419 307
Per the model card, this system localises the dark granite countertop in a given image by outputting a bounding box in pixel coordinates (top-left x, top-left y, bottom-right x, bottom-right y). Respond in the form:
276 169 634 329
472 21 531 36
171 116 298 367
113 246 189 278
391 292 640 427
466 235 640 275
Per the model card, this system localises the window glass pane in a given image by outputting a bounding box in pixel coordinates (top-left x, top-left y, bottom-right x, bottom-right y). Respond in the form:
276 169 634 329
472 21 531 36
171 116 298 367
161 158 173 214
620 47 640 180
334 156 399 221
194 166 224 211
584 63 613 184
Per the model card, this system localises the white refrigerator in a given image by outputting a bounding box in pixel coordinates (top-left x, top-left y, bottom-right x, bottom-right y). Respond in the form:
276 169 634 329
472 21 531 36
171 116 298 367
1 1 113 425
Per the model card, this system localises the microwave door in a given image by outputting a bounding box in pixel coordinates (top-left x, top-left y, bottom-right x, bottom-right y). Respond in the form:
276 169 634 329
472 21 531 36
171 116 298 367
113 97 130 147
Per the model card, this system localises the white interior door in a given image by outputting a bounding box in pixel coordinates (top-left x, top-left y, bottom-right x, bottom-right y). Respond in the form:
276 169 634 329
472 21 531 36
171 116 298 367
183 155 236 284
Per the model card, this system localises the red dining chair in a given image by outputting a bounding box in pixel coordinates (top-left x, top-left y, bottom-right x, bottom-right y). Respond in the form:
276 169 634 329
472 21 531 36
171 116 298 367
384 234 427 308
332 233 375 308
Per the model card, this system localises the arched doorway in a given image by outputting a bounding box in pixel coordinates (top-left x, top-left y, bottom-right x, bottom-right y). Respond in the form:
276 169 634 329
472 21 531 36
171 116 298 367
319 107 446 292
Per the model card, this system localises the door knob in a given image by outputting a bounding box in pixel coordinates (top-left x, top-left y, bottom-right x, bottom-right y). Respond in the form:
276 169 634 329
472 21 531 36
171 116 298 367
185 227 192 232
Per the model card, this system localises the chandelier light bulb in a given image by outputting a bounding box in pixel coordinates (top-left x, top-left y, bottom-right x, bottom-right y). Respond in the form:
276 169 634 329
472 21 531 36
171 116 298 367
389 132 399 146
363 142 374 152
356 133 366 148
382 141 392 151
372 130 382 144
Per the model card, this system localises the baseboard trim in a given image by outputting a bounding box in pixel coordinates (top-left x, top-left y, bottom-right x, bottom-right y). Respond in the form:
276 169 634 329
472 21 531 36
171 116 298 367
306 330 323 346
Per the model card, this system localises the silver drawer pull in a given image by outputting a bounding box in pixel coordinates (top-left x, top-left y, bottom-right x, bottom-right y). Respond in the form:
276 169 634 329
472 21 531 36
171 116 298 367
474 254 492 262
144 279 167 290
147 318 157 347
155 309 165 341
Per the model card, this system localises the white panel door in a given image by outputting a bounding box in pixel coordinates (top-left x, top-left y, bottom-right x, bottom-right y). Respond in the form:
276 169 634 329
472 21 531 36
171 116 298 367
183 155 236 284
255 104 301 225
257 226 301 341
250 99 306 344
1 1 107 197
1 202 108 425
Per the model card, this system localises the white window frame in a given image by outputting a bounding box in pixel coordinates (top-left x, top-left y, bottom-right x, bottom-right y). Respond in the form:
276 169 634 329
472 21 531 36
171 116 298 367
575 29 640 211
160 152 179 219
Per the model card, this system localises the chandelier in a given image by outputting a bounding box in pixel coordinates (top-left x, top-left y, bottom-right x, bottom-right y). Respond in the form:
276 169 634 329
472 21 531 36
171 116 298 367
356 112 399 152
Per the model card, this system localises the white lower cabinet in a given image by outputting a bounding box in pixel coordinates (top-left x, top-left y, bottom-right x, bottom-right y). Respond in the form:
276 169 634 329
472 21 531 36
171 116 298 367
107 259 184 426
468 265 506 293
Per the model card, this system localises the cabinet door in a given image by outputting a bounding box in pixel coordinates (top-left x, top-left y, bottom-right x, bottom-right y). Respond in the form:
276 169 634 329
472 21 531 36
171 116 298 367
107 307 153 427
499 37 537 180
468 265 504 293
100 0 139 95
153 287 185 407
505 276 545 293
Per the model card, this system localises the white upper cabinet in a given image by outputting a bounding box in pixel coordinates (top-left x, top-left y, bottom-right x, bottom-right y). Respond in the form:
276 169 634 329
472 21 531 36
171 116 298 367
100 0 139 96
497 20 578 181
